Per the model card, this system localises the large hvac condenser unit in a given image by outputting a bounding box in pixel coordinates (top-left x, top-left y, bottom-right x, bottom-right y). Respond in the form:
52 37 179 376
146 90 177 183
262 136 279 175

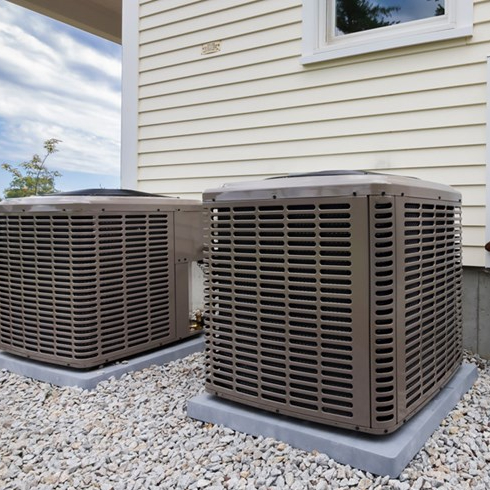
0 189 203 368
203 171 463 434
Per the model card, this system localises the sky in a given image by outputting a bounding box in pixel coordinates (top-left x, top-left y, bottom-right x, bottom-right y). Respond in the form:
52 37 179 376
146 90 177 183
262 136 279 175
0 0 121 194
375 0 444 23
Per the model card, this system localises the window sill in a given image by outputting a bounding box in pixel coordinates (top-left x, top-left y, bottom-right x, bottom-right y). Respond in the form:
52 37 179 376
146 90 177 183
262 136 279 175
301 24 473 65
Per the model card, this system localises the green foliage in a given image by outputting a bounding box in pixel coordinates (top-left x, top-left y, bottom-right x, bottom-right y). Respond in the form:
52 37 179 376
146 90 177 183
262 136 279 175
2 139 62 198
336 0 400 34
428 0 445 16
435 5 445 16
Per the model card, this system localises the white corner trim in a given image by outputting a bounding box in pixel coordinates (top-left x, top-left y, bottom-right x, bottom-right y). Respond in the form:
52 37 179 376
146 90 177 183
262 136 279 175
121 0 139 190
485 56 490 268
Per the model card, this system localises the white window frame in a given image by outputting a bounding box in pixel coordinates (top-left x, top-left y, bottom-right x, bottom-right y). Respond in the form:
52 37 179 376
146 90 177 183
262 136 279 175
302 0 473 64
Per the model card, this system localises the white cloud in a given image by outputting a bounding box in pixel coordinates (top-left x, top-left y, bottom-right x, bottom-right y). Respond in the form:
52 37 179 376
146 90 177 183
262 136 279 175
0 0 121 176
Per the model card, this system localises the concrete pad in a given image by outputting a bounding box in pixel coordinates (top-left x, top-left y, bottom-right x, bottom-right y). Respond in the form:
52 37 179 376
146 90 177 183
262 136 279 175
0 335 204 390
188 362 478 477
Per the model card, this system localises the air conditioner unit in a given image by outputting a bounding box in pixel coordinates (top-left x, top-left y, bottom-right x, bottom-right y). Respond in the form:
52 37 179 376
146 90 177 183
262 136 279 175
203 171 463 434
0 189 203 368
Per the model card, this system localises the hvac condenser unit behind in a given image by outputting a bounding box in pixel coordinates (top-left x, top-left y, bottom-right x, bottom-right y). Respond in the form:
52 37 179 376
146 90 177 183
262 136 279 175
0 189 203 368
203 171 463 434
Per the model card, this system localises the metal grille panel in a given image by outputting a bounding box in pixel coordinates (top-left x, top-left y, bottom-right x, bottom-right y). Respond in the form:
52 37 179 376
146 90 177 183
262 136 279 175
369 197 397 430
205 198 372 430
0 213 175 367
398 199 463 419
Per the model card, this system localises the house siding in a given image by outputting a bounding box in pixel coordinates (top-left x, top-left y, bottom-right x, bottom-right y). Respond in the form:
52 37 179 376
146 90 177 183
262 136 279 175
136 0 489 267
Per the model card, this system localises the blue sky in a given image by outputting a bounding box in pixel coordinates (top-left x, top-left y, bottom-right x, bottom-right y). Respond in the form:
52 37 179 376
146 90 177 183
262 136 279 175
0 0 121 194
374 1 444 22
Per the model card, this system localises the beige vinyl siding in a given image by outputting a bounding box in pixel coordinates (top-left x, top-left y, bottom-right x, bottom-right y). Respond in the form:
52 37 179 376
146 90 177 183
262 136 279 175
137 0 489 267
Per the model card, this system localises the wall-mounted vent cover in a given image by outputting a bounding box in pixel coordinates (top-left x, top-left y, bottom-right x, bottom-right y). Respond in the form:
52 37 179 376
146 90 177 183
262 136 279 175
203 172 463 434
0 189 203 368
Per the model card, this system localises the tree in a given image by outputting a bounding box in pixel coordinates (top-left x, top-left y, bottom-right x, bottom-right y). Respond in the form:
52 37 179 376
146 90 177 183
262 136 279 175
2 139 62 198
336 0 400 35
427 0 445 16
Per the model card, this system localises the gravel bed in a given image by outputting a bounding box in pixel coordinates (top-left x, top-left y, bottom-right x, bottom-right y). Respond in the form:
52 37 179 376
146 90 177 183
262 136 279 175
0 351 489 490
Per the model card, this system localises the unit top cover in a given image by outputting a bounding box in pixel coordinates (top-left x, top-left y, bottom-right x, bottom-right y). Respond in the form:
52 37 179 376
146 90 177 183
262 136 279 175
203 170 461 202
0 188 201 213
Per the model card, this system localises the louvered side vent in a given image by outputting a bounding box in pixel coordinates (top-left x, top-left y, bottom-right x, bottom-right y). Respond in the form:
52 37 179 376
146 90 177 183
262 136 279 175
206 198 372 431
369 197 397 430
0 213 173 367
400 199 463 418
98 214 172 353
202 207 212 379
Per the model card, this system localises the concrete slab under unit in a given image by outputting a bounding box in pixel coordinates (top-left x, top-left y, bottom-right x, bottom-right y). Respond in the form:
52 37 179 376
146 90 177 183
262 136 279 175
0 335 204 390
188 362 478 477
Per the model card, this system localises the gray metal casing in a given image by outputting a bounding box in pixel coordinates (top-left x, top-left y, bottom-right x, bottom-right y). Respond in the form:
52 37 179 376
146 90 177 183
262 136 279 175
0 194 203 368
203 173 463 434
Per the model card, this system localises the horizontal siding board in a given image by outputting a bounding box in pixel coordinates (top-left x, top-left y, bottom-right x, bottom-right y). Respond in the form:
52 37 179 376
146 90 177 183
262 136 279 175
140 24 300 72
463 247 484 267
138 126 486 164
452 185 487 207
139 102 485 143
139 164 485 188
137 175 266 193
140 0 251 19
139 40 299 86
138 147 486 175
462 226 486 247
462 206 487 226
140 8 300 57
474 1 490 24
140 1 202 18
139 141 484 166
139 56 299 102
140 81 486 130
139 106 485 153
139 84 486 130
379 166 486 186
471 22 490 45
140 0 299 43
139 62 486 113
140 0 264 31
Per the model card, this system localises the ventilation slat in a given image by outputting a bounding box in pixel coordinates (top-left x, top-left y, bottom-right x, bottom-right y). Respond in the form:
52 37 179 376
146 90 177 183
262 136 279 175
0 210 177 367
400 199 463 418
205 197 371 431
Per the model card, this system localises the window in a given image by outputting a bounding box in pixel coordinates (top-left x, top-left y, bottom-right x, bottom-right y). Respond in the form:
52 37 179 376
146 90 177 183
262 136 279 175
302 0 473 64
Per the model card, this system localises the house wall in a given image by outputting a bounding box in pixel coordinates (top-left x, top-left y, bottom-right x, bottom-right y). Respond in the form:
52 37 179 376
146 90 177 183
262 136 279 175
135 0 489 267
463 267 490 358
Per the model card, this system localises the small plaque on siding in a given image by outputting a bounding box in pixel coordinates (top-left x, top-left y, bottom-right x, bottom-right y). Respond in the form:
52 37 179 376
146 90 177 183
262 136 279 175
201 41 221 55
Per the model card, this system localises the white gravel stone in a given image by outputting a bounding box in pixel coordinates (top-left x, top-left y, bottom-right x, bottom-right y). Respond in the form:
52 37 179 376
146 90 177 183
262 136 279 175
0 351 488 489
